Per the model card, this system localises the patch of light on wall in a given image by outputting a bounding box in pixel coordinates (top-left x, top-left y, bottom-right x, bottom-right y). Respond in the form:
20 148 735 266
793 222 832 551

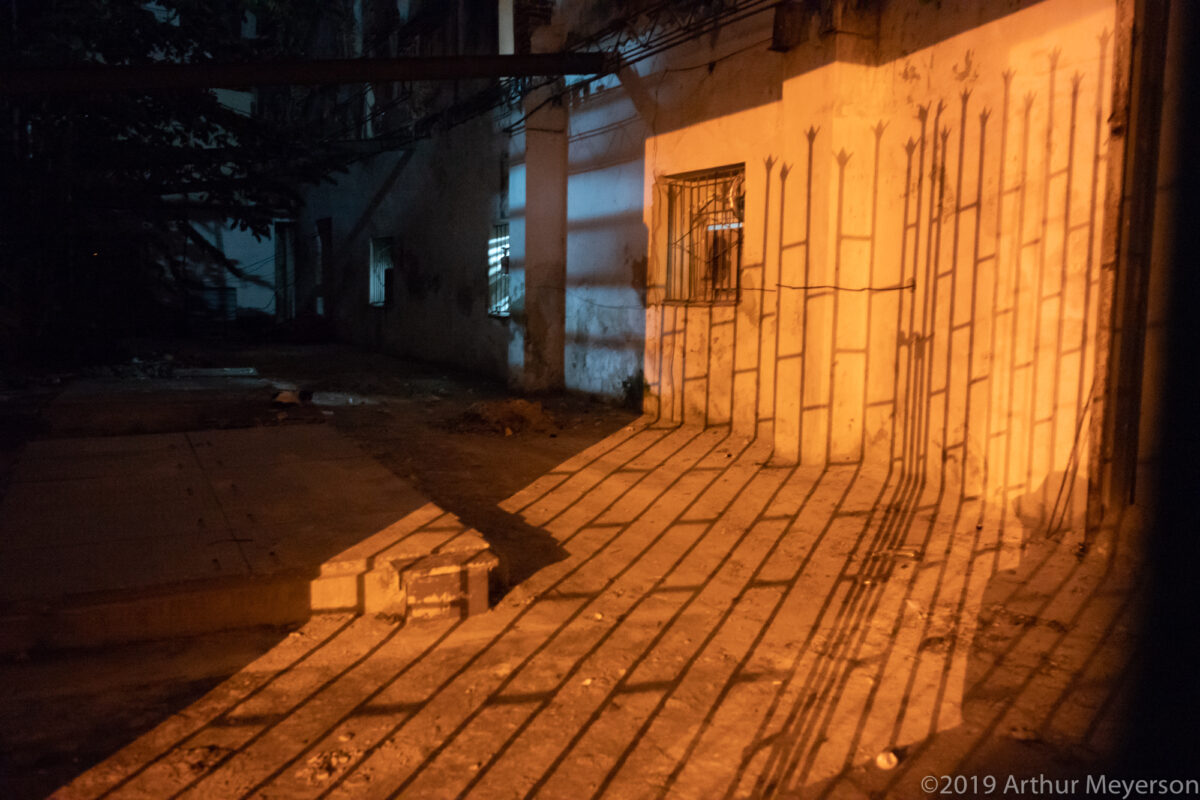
567 164 645 222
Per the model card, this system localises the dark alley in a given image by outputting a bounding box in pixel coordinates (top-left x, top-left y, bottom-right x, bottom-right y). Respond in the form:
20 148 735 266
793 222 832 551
2 0 1198 797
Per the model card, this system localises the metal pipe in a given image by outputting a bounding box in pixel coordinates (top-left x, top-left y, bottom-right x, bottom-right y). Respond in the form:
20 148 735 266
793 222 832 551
0 52 611 95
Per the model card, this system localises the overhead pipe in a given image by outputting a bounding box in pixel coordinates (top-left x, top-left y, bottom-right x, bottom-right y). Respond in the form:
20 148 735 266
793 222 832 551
0 52 612 95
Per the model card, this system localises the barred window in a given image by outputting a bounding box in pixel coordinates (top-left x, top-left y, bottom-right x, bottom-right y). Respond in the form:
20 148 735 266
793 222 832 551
488 221 511 317
665 164 745 303
368 236 394 307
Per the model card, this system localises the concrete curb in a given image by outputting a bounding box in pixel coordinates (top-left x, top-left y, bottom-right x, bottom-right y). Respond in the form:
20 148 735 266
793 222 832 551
0 571 312 654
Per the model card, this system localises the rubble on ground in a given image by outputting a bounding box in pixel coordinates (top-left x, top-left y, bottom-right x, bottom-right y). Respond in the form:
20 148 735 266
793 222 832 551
446 398 558 435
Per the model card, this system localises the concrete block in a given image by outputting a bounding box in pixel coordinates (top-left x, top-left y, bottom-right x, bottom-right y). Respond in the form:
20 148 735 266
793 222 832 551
313 522 497 622
309 573 360 612
398 549 499 621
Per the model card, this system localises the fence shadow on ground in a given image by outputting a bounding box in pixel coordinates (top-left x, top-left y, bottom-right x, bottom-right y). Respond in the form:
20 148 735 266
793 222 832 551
56 412 1137 799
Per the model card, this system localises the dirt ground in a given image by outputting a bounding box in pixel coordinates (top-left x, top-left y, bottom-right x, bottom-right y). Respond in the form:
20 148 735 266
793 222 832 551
3 341 638 589
208 343 639 589
0 341 636 799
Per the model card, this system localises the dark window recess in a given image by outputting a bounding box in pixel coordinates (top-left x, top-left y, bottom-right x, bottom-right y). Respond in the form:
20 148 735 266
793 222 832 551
202 286 237 321
665 164 745 303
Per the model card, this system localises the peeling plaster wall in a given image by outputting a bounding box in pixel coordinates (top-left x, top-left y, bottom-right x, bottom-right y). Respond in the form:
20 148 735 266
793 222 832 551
506 77 650 397
643 0 1116 529
503 21 650 397
563 86 649 398
299 113 510 378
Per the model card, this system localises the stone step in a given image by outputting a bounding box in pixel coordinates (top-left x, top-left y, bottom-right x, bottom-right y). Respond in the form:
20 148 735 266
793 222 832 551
310 516 498 622
0 527 499 654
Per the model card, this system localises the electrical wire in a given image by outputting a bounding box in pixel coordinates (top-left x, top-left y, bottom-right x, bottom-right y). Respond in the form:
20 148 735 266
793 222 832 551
776 282 917 292
320 0 779 151
501 1 777 136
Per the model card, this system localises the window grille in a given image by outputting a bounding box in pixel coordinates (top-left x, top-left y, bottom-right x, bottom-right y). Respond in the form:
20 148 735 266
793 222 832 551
369 236 394 307
488 221 511 317
665 164 745 303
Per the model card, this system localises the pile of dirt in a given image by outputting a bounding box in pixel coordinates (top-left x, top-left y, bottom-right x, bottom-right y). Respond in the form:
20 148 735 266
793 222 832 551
448 398 558 435
79 356 175 379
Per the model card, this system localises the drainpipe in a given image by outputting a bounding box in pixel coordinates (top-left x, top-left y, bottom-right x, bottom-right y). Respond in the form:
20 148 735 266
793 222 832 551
1087 0 1170 530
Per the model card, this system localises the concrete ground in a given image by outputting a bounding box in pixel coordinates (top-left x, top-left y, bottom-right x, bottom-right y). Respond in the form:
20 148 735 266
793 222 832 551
58 426 1138 798
0 423 435 650
1 345 1140 798
0 344 635 798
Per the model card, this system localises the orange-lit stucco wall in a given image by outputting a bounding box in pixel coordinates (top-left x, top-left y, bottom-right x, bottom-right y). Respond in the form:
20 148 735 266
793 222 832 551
643 0 1115 530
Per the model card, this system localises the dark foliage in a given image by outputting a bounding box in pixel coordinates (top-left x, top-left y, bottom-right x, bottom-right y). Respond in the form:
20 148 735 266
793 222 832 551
0 0 352 363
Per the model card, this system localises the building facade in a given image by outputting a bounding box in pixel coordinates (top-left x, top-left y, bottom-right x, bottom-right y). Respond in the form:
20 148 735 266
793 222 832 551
292 0 1172 533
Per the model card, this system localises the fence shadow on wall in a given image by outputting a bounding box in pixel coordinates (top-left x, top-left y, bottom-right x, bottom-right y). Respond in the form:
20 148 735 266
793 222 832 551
647 33 1113 545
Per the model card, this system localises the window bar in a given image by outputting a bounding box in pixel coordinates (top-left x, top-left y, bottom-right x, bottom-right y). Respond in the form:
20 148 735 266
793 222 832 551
664 165 743 303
